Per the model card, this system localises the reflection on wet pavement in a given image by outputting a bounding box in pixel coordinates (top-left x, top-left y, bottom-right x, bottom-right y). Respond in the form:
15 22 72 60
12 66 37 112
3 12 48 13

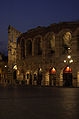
0 87 79 119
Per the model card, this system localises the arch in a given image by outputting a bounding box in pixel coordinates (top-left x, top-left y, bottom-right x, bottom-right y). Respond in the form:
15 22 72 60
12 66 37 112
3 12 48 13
20 39 25 58
33 71 37 80
29 72 32 85
25 71 32 85
13 65 17 80
26 39 32 56
57 29 72 54
63 32 72 50
45 32 55 55
34 37 42 56
63 66 72 86
37 68 42 85
49 67 56 86
57 29 72 36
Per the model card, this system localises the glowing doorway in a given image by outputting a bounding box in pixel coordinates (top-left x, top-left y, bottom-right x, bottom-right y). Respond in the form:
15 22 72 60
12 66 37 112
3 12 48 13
63 66 72 86
49 67 56 86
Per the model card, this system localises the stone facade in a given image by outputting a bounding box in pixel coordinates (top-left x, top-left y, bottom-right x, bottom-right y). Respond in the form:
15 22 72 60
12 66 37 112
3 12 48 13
8 25 22 84
8 21 79 87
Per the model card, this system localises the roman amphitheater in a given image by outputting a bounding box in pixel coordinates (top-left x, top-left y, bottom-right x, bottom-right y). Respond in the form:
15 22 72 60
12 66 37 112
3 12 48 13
8 21 79 87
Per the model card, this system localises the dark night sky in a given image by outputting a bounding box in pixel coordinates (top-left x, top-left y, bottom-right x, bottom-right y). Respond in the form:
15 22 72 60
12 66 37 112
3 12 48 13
0 0 79 55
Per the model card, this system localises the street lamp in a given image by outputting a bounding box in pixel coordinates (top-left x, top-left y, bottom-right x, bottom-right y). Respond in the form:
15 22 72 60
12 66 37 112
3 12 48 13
64 55 73 64
67 55 71 59
64 46 73 65
69 59 73 63
64 60 66 63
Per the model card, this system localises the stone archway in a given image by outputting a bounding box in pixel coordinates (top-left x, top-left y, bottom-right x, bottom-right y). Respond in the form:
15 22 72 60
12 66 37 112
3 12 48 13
26 40 32 56
33 71 38 85
34 37 42 56
37 68 42 85
63 66 72 86
49 67 56 86
20 39 25 58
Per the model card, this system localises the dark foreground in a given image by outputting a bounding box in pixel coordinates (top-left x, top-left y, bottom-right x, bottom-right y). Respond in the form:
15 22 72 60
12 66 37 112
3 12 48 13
0 87 79 119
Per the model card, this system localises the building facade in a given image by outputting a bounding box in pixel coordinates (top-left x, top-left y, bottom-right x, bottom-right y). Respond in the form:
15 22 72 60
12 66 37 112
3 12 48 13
0 53 8 86
8 21 79 87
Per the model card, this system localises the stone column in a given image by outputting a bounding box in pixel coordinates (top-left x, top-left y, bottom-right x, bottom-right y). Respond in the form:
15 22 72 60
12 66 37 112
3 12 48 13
58 71 63 87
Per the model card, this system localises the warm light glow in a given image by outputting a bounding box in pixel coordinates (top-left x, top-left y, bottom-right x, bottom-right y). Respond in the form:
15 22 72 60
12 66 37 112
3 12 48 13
68 47 70 50
65 66 72 72
69 59 73 63
39 68 42 71
51 67 56 74
13 65 17 70
67 55 71 59
5 65 7 68
64 60 66 63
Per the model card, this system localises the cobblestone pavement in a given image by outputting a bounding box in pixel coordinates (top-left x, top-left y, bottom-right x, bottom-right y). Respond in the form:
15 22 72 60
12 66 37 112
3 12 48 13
0 87 79 119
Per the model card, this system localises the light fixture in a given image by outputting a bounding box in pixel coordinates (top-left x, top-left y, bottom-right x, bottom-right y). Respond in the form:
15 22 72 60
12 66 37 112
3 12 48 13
68 48 70 50
67 55 71 59
13 65 17 70
69 59 73 63
64 60 66 63
51 67 56 74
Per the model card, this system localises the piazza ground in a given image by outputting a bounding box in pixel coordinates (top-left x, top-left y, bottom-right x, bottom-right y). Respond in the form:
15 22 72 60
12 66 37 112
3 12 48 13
0 87 79 119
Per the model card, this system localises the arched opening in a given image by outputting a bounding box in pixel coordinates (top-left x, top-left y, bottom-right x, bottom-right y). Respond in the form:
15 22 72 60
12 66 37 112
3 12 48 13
49 67 56 86
37 68 42 85
48 34 55 54
21 39 25 58
63 32 72 54
13 65 17 81
63 66 72 86
34 38 42 56
26 40 32 56
26 73 29 85
33 73 37 85
26 72 32 85
29 73 32 85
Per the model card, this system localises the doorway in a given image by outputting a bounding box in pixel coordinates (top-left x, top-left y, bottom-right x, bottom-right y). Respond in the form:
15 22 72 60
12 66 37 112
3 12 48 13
49 67 56 86
63 66 72 86
37 68 42 85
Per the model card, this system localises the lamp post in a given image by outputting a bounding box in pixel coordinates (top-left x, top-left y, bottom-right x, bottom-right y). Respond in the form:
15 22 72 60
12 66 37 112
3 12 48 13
64 48 73 65
63 47 73 86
